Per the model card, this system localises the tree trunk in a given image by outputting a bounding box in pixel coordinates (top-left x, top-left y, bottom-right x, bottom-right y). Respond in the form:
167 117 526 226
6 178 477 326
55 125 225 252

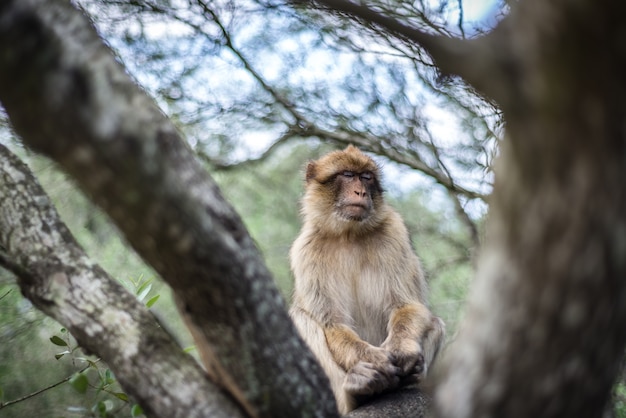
435 1 626 417
0 1 336 417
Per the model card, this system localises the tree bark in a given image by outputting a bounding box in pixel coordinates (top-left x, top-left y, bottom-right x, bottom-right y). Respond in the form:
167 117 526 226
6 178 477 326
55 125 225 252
0 144 245 418
0 1 336 417
345 388 430 418
435 1 626 417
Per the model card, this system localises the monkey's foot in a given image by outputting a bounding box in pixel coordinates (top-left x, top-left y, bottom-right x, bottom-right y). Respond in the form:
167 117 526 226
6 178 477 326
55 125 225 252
343 361 401 396
392 350 425 377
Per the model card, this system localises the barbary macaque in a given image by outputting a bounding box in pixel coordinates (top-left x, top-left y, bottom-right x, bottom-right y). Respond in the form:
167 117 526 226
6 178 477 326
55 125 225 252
289 145 445 414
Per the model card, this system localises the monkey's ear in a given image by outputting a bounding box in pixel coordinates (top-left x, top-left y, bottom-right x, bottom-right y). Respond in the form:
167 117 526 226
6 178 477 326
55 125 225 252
305 162 317 182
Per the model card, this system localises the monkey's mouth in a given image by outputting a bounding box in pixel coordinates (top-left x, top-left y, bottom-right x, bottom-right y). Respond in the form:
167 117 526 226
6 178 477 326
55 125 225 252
341 204 370 220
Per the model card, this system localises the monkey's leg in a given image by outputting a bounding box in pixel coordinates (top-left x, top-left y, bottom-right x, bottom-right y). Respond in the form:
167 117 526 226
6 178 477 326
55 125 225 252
290 309 356 414
420 316 445 376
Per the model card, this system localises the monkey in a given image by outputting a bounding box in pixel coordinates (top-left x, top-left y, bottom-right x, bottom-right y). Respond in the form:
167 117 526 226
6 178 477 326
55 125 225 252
289 145 445 414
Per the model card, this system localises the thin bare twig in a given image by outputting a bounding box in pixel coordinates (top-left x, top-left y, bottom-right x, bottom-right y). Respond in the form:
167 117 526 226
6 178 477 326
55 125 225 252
0 363 92 410
301 124 487 201
200 127 298 169
306 0 464 62
450 192 480 253
456 0 466 38
421 124 481 248
0 288 12 301
306 0 508 100
196 0 309 126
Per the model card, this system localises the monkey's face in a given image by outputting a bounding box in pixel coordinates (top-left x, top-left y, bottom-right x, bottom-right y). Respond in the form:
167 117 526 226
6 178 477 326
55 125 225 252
334 170 376 221
302 145 386 233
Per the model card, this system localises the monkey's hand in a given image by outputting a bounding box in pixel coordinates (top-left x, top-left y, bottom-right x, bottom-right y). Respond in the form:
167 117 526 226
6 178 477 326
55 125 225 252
343 345 400 395
382 338 424 378
343 359 400 396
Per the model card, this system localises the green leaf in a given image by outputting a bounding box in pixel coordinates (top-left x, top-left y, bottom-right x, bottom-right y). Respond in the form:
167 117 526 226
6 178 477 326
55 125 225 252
183 345 196 353
50 335 68 347
135 280 153 301
105 369 115 384
145 294 160 308
70 372 89 394
113 392 129 402
131 404 144 417
55 352 69 360
93 400 108 416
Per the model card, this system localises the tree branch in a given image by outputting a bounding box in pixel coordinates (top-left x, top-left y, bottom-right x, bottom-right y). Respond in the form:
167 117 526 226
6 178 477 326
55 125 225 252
0 1 336 416
0 144 244 418
201 126 297 170
345 387 430 417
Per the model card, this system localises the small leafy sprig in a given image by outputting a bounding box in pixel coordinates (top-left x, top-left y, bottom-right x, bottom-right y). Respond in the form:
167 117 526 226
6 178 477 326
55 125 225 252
119 275 160 308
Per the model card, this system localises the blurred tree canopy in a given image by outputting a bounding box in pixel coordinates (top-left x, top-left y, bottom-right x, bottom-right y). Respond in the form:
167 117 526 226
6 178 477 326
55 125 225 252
81 0 500 214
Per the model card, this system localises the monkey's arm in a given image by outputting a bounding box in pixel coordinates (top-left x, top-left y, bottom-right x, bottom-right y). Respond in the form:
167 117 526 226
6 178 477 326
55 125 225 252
324 324 395 371
382 303 445 376
324 323 401 396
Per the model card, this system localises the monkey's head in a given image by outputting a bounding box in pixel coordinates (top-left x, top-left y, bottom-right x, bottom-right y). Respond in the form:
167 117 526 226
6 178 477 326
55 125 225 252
302 145 385 234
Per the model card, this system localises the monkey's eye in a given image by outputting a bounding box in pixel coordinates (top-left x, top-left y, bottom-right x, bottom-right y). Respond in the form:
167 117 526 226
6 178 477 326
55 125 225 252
360 172 373 181
341 171 355 178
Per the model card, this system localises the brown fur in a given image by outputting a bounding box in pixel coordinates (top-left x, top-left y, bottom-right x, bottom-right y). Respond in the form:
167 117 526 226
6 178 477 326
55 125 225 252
289 145 445 414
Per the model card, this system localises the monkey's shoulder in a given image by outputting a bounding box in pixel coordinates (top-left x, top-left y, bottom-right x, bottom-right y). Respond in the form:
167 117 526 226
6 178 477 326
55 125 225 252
377 204 410 232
